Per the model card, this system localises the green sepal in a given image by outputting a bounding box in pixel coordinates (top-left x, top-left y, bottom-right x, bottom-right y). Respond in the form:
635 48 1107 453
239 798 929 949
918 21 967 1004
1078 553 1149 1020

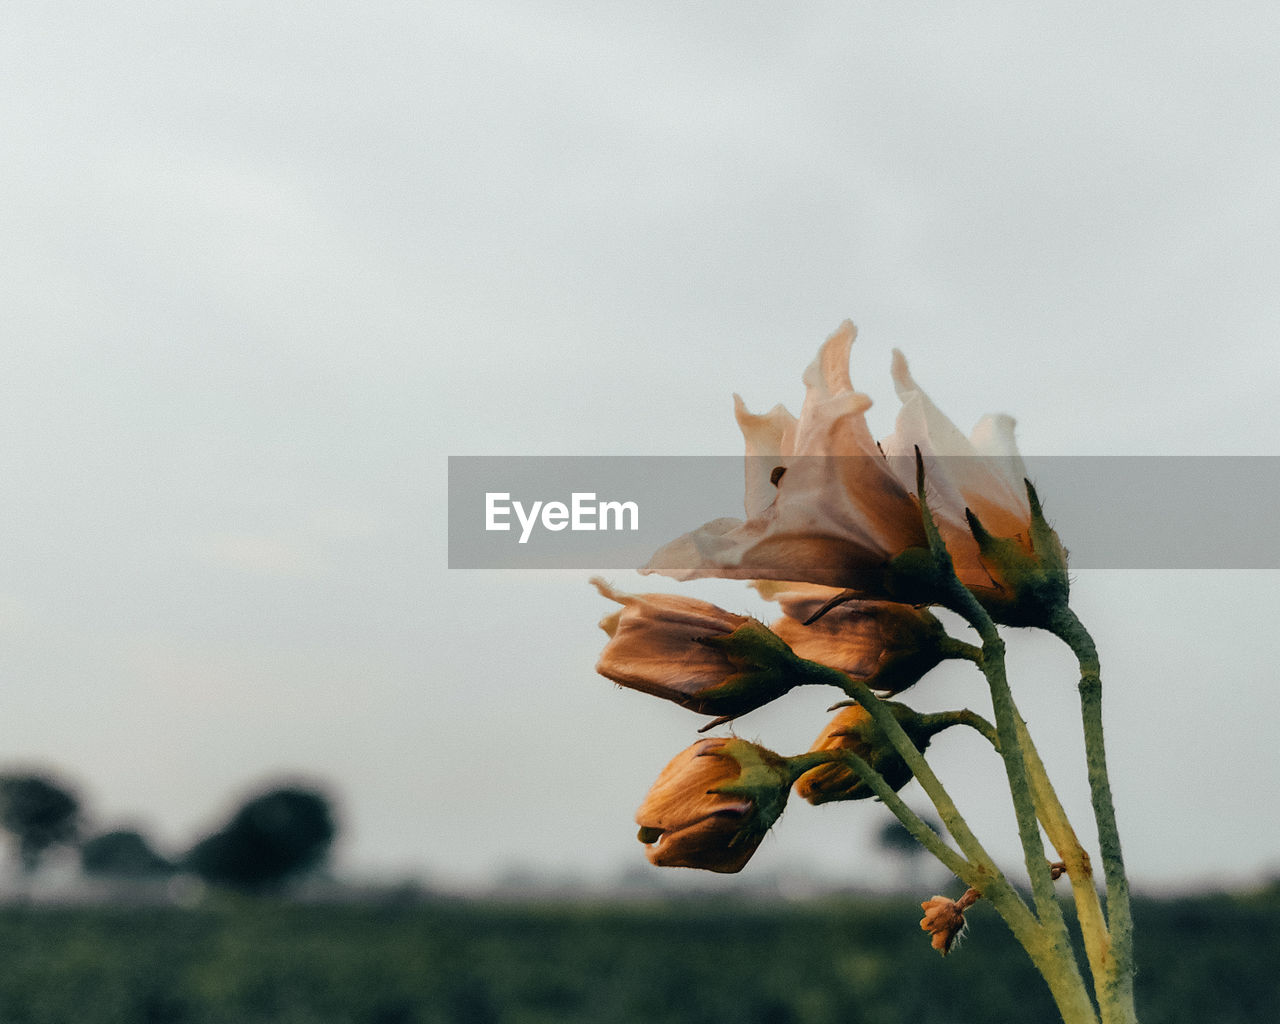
706 739 792 834
884 546 951 605
695 618 798 666
688 621 809 720
883 450 958 605
965 480 1069 627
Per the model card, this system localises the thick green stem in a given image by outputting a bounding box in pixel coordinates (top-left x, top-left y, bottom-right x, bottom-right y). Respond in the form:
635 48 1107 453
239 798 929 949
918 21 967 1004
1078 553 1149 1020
935 581 1111 1024
800 660 1042 946
794 736 1098 1022
875 766 1096 1024
1020 930 1104 1024
1048 606 1138 1023
801 656 1098 1023
791 747 973 879
1018 719 1113 997
951 617 1116 1015
943 584 1062 925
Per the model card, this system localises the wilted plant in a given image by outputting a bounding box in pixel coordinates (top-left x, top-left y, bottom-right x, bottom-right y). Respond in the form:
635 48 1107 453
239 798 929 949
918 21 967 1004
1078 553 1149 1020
591 322 1138 1024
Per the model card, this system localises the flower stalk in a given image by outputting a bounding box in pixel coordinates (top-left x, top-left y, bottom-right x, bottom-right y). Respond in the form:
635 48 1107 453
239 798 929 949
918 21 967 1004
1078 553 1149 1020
931 589 1126 1022
590 320 1140 1024
797 666 1101 1024
907 450 1063 928
799 656 1076 982
785 746 971 879
1048 605 1138 1023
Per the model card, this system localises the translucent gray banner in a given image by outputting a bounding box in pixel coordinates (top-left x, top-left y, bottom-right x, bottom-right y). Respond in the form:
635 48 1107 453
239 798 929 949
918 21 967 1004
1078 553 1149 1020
447 456 1280 570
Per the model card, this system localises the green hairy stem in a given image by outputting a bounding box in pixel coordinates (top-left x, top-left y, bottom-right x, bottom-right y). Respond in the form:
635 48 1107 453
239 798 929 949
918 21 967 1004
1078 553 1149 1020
1048 606 1138 1024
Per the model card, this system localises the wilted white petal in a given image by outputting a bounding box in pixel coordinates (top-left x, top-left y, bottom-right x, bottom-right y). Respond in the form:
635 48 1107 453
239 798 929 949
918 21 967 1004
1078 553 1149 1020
734 395 797 517
642 517 747 583
969 412 1021 460
969 413 1030 513
883 349 1030 538
889 349 976 458
793 322 880 458
880 390 972 526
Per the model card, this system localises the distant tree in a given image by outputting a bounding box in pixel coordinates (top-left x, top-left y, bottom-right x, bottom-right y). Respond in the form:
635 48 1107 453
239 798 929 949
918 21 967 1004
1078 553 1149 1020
0 774 81 874
184 785 337 893
81 829 173 878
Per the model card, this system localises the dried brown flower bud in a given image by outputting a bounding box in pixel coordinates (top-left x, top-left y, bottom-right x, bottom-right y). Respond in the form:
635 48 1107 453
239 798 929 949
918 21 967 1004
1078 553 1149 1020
920 887 980 955
765 585 950 695
635 737 791 874
793 701 940 805
592 578 802 721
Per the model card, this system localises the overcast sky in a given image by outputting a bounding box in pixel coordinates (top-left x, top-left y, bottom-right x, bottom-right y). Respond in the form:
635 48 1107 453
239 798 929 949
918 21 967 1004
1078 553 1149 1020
2 3 1278 893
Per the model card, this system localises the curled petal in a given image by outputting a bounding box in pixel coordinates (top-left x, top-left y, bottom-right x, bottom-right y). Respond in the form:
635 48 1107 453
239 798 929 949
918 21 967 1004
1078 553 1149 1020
751 581 949 695
883 349 1030 537
735 395 797 517
641 805 759 873
771 600 947 694
793 323 880 460
592 580 747 697
637 741 745 834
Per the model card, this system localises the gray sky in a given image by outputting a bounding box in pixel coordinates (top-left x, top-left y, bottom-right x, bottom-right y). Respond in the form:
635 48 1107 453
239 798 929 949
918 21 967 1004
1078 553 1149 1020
2 3 1278 892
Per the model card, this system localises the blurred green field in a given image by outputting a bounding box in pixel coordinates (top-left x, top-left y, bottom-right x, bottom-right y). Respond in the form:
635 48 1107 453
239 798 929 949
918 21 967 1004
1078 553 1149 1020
0 885 1273 1024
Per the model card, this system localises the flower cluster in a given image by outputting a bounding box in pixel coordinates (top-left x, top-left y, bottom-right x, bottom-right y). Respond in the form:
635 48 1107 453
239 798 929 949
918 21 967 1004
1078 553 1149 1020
641 321 1067 622
590 321 1078 962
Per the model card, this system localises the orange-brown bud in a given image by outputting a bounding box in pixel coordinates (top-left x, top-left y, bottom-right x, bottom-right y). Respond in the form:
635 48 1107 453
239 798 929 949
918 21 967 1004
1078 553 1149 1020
635 737 791 874
592 578 803 721
793 701 937 805
760 582 950 695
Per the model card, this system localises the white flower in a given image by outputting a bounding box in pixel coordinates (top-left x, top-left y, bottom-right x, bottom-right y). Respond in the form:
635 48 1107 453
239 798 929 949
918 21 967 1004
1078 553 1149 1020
643 322 928 596
642 321 1057 618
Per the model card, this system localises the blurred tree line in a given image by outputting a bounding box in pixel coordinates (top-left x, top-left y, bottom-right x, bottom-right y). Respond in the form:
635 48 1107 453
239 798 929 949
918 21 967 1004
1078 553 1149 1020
0 772 336 893
0 886 1274 1023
